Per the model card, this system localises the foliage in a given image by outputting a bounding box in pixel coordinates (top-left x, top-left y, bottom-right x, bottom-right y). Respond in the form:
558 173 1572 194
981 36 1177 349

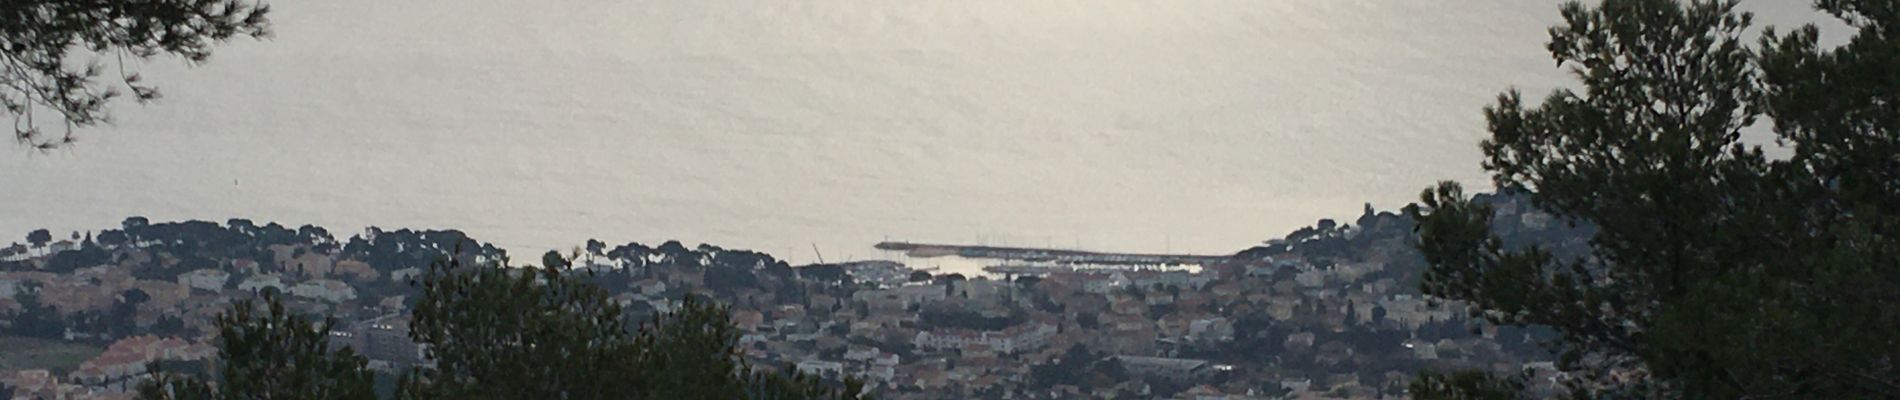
401 254 643 399
0 335 100 372
1029 345 1127 389
26 229 51 247
1 0 271 148
141 252 868 399
139 293 376 400
401 254 868 400
1408 370 1529 400
3 291 65 339
41 246 109 273
917 306 1021 331
1410 0 1899 397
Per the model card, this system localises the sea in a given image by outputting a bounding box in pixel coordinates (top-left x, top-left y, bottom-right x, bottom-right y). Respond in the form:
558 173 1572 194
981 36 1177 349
0 0 1837 274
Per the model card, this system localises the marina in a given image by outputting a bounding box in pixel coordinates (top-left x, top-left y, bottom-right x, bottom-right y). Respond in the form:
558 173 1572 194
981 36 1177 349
874 241 1232 275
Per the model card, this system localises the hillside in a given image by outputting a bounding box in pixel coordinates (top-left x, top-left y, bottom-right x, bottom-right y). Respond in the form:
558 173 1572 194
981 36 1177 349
0 193 1588 398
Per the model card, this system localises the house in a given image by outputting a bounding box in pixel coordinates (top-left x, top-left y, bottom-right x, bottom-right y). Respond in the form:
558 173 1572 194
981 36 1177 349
842 346 900 381
1209 282 1242 299
1110 297 1146 315
287 253 337 277
1329 262 1383 283
1264 294 1299 317
1378 294 1453 329
1315 341 1354 366
177 269 230 292
1244 261 1280 278
4 370 63 399
865 364 896 382
1080 272 1132 294
1280 377 1313 393
332 260 379 282
379 295 407 311
1187 317 1234 342
795 360 845 377
852 284 946 311
843 346 881 363
732 309 765 331
230 258 261 274
1145 294 1175 306
1271 255 1309 270
344 314 427 370
389 267 424 283
871 352 900 368
1178 384 1249 400
238 274 286 293
69 336 209 389
1284 332 1315 349
634 279 667 296
1124 270 1215 290
48 240 78 254
1113 356 1226 383
290 279 356 303
913 322 1055 354
131 279 191 309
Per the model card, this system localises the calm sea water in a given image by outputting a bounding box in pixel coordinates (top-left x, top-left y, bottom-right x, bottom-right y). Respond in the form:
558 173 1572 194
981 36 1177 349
0 0 1831 267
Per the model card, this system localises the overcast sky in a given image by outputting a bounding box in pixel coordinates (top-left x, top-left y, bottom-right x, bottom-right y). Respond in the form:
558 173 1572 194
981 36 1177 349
0 0 1847 261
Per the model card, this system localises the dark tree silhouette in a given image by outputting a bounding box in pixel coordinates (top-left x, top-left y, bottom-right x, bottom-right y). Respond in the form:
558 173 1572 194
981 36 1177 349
1410 0 1898 397
2 0 271 149
140 293 376 400
400 253 867 399
25 228 50 249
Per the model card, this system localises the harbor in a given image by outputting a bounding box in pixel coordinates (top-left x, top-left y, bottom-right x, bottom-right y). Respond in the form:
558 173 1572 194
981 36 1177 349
874 241 1232 276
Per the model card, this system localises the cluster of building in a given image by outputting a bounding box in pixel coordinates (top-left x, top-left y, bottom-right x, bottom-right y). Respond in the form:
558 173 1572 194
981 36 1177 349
3 336 214 400
0 209 1574 399
0 230 428 398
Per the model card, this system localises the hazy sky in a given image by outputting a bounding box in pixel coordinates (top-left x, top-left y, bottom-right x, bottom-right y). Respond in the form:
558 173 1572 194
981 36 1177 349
1 0 1841 262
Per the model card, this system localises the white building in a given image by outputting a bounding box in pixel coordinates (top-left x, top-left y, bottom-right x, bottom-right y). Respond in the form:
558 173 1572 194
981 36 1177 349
1081 272 1133 294
1187 317 1234 342
47 240 78 254
1378 295 1456 329
238 274 286 293
866 365 896 382
290 280 356 303
795 360 844 377
1126 271 1215 290
1281 377 1313 393
853 284 946 310
1114 356 1225 382
843 347 882 363
177 269 231 292
913 323 1056 354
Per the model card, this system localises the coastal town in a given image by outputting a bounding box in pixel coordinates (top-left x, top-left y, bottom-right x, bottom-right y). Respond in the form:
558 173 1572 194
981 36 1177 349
0 193 1580 399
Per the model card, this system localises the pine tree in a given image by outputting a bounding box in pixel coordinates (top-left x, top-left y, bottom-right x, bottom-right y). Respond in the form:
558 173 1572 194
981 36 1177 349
2 0 271 149
146 254 870 399
139 293 377 400
1410 0 1898 397
399 254 868 400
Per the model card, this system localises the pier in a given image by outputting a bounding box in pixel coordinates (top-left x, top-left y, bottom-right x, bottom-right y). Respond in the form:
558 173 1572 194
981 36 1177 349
874 241 1232 267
